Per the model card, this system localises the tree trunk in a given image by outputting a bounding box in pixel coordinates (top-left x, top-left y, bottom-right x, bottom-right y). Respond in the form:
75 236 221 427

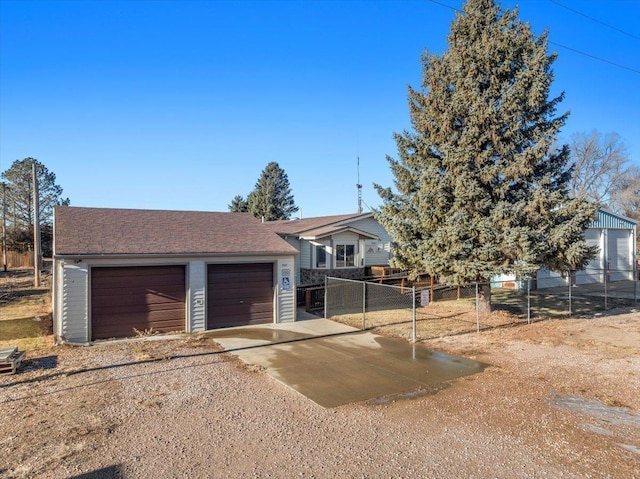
477 281 492 315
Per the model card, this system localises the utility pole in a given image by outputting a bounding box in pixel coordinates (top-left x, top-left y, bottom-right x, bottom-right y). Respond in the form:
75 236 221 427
2 182 7 272
356 155 363 214
32 162 41 287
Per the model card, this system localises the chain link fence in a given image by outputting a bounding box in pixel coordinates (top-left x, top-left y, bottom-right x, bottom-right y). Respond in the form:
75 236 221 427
492 268 638 319
324 273 639 342
325 277 415 333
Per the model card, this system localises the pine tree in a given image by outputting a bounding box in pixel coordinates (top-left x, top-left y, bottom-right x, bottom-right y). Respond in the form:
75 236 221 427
1 157 69 226
374 0 597 312
1 157 70 256
228 195 248 213
247 162 298 221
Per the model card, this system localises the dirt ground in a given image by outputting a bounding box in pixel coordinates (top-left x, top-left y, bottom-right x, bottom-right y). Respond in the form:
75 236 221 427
0 301 638 478
1 269 639 478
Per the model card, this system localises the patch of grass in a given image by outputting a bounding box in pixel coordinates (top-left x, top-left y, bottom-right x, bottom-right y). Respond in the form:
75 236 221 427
0 318 44 341
329 299 525 341
0 292 51 321
0 335 52 352
0 317 53 352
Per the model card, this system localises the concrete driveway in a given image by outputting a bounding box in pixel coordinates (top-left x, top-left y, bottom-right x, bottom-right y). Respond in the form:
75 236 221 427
207 317 488 408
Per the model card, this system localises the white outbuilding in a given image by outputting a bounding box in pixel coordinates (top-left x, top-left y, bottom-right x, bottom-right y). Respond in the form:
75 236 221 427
536 209 637 288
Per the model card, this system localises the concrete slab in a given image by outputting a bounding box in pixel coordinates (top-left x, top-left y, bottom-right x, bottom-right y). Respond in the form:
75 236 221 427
207 318 488 408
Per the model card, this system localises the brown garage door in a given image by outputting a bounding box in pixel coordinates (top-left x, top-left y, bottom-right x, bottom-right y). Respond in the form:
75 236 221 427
207 263 274 329
91 265 186 340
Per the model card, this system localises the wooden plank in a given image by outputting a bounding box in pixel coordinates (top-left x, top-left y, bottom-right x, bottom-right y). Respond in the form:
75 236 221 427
0 347 18 362
0 349 26 375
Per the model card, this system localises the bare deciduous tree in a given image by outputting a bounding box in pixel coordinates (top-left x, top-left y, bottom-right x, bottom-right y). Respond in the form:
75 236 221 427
568 131 632 208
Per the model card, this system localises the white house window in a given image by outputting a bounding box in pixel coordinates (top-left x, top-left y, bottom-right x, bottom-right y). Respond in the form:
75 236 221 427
335 243 355 268
315 245 327 268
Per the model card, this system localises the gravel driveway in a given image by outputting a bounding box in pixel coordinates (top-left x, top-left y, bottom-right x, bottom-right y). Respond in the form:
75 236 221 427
1 310 639 478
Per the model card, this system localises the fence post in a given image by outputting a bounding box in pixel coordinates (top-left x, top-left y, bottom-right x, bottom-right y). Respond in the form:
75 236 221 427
527 277 531 324
324 276 328 319
604 263 608 310
475 282 480 333
430 275 435 303
305 289 311 312
568 271 572 317
362 281 366 330
412 285 416 343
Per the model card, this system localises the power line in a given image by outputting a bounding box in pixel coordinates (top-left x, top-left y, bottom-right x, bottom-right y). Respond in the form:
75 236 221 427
422 0 640 75
547 0 640 41
549 40 640 75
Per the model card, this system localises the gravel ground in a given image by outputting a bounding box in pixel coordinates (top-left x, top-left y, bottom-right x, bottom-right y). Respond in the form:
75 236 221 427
1 309 639 478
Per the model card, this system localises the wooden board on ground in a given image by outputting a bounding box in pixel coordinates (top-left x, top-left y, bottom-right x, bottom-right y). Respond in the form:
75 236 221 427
0 346 26 374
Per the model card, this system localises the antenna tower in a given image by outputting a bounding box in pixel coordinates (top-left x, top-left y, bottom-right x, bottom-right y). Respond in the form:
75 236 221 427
356 155 363 214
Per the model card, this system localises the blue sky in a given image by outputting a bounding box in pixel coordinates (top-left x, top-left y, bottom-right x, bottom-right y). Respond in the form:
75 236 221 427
1 0 638 218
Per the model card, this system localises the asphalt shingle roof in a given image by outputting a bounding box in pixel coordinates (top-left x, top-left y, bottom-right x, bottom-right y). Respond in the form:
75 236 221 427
54 206 299 256
262 213 371 235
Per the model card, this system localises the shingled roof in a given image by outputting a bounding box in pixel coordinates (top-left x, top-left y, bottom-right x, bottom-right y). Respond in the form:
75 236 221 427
262 213 372 235
54 206 299 256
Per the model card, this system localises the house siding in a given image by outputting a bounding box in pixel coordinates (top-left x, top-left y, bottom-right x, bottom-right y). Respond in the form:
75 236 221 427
298 238 311 270
188 261 206 332
349 217 393 266
284 237 303 284
277 258 296 323
60 262 89 343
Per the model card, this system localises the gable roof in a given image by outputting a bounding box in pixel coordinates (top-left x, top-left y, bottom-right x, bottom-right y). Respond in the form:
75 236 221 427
263 212 374 236
54 206 298 257
297 225 379 241
590 208 637 229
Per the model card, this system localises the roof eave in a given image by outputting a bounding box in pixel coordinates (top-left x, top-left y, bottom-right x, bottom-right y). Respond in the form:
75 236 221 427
53 251 297 260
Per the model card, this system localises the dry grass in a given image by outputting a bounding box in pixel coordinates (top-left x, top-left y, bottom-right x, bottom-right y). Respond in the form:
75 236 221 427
330 298 526 341
1 268 54 353
1 268 52 320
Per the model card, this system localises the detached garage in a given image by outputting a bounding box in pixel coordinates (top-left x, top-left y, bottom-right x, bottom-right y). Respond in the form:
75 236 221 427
52 207 298 343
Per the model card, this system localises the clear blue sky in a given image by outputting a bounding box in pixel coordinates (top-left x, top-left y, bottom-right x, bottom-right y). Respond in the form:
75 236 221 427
1 0 638 218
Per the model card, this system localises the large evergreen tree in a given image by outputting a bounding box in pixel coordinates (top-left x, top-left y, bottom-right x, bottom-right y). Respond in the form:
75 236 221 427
374 0 596 312
247 162 298 221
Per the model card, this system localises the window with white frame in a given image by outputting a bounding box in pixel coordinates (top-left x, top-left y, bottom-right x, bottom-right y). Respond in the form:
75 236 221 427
335 243 356 268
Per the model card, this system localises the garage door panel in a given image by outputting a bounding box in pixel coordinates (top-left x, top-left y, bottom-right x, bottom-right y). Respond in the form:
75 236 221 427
208 283 273 302
206 301 273 314
93 265 184 282
93 316 184 338
207 296 272 308
91 266 186 340
93 274 186 289
93 301 185 315
92 288 185 305
207 263 274 329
